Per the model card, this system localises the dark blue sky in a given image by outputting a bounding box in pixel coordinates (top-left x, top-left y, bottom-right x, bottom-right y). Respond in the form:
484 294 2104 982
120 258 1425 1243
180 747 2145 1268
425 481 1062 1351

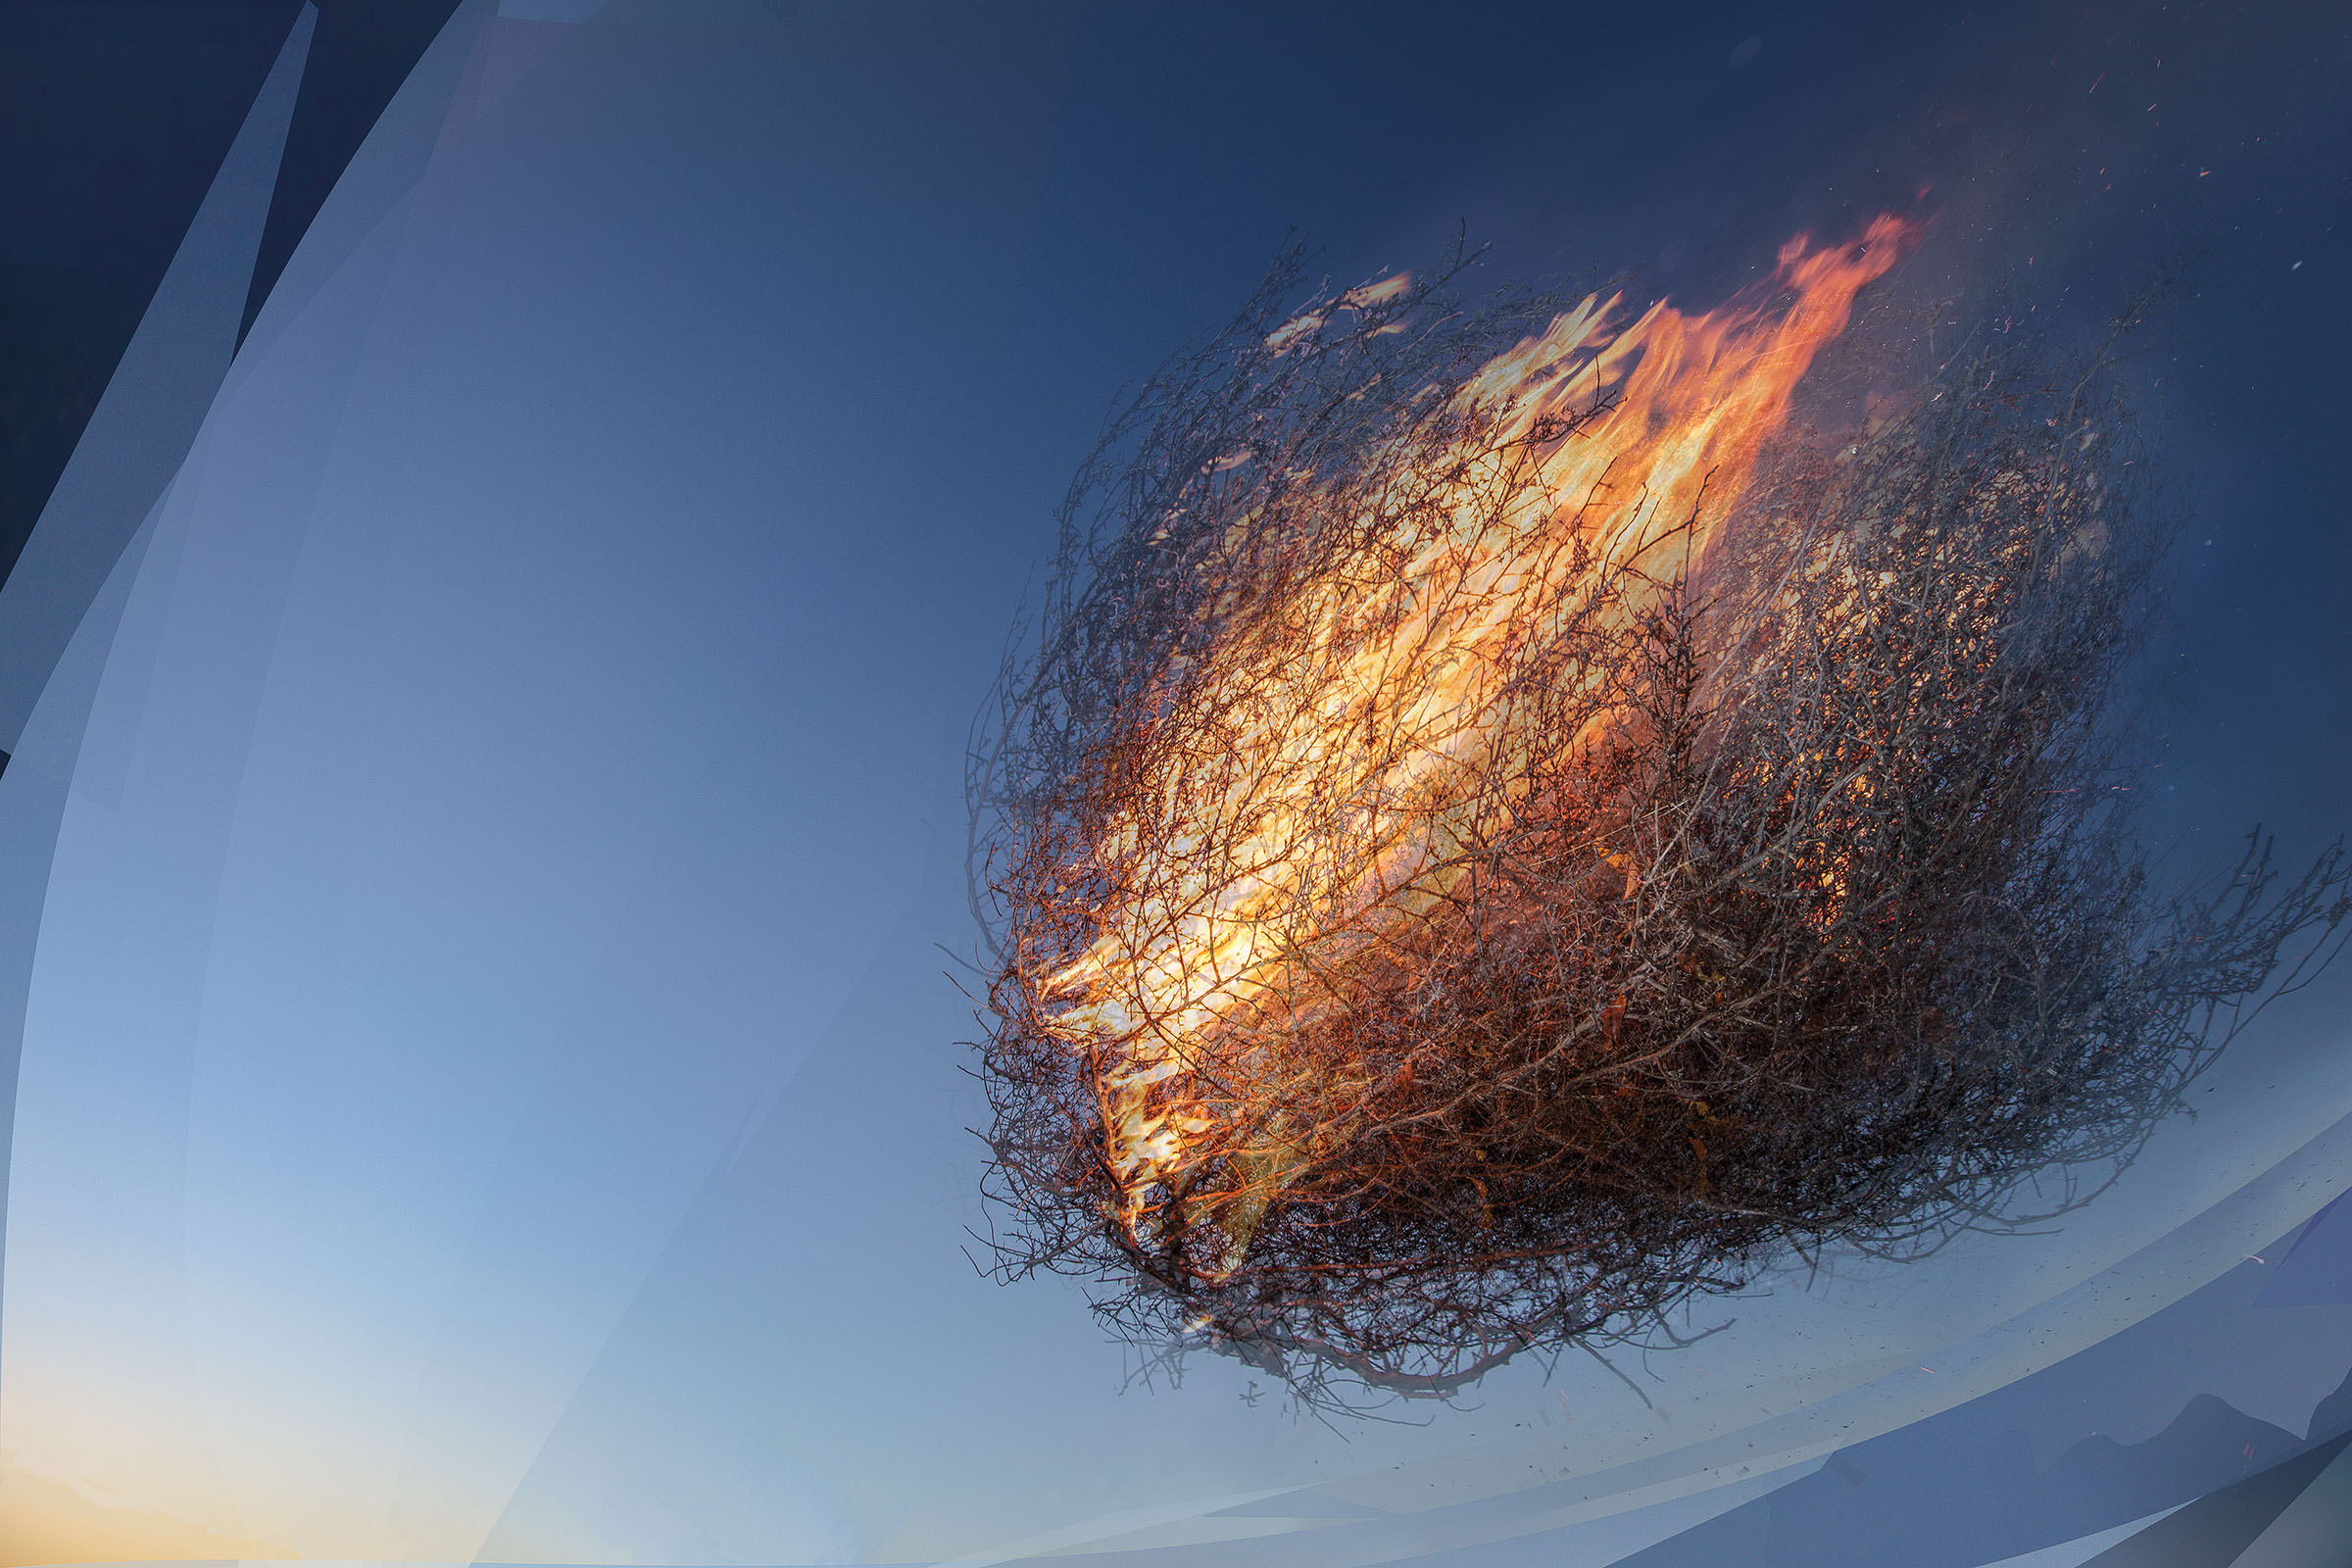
1005 0 2351 859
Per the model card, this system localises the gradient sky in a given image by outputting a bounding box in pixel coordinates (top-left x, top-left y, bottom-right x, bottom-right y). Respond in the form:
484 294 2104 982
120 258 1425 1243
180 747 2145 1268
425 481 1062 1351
2 2 2349 1564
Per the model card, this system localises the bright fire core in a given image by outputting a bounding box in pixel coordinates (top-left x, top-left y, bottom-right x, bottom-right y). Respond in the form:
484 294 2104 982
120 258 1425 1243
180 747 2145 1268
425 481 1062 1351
1042 218 1913 1264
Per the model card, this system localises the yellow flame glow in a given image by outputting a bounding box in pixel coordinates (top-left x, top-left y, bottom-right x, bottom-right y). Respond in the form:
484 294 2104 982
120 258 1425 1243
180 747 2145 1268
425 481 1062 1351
1045 218 1914 1251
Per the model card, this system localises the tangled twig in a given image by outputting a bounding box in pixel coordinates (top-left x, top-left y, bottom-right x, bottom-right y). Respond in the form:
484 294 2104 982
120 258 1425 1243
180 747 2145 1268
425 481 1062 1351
964 234 2350 1405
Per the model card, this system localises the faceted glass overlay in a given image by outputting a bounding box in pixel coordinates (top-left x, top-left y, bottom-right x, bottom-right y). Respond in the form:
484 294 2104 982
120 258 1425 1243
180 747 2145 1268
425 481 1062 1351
0 1 300 603
0 3 2347 1566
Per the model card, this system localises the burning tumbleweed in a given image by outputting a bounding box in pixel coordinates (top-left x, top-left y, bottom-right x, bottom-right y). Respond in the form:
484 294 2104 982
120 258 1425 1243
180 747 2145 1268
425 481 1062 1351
965 222 2349 1400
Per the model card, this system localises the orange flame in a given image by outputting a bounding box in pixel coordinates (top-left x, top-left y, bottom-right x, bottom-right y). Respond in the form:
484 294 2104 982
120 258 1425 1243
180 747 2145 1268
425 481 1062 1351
1047 217 1915 1256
